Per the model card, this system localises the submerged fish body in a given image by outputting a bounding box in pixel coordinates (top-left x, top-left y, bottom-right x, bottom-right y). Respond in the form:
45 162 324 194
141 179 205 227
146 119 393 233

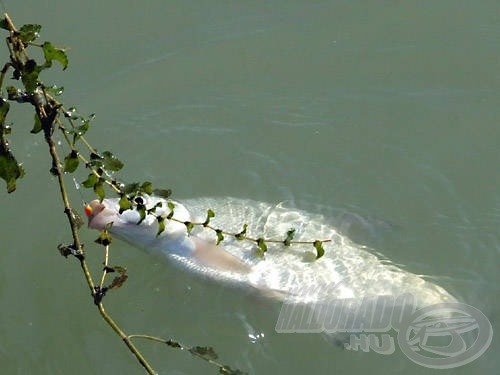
86 195 456 307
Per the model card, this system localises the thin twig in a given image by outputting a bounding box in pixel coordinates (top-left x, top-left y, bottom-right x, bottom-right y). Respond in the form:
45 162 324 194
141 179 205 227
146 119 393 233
2 13 158 375
43 108 156 375
100 245 110 288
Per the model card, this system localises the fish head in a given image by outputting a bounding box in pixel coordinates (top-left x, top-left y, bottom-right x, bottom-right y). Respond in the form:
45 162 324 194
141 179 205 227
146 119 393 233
84 199 120 229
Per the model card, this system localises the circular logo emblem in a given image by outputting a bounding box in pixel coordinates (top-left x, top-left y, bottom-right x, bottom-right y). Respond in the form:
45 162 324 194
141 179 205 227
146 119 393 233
398 302 492 369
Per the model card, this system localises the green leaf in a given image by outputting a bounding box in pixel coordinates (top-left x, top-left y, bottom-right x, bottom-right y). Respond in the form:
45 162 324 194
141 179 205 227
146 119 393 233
313 240 325 259
203 209 215 226
136 204 146 224
165 339 181 348
0 146 25 193
0 17 9 30
90 151 123 172
95 229 112 246
235 224 247 240
0 100 25 193
64 107 79 120
283 229 295 246
101 151 123 172
18 24 41 43
21 59 40 93
184 221 194 235
71 116 91 144
156 216 165 236
153 188 172 198
6 86 30 103
103 265 126 275
82 173 98 188
42 41 68 70
108 266 128 289
93 178 105 200
118 194 132 213
112 265 127 274
215 229 224 245
31 113 43 134
166 202 175 219
140 181 153 194
254 247 265 259
63 150 79 173
44 85 64 96
109 274 128 289
0 99 10 125
78 119 90 135
147 201 162 215
189 346 218 361
57 243 74 258
6 86 18 101
256 238 268 254
122 182 140 195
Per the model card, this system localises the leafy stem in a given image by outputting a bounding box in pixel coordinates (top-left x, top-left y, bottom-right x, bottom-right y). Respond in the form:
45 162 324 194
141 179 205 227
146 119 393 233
0 10 330 374
0 13 246 375
128 335 245 375
156 205 330 259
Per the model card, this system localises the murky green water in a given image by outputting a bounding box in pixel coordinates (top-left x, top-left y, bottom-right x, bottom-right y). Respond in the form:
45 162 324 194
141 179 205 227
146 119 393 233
1 1 498 374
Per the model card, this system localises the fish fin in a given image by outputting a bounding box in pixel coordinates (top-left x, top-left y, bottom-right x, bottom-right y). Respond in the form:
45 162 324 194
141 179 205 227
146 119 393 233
192 238 251 274
256 287 291 300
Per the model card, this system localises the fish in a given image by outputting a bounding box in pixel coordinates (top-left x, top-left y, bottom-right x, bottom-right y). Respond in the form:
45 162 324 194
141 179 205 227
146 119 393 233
85 195 456 307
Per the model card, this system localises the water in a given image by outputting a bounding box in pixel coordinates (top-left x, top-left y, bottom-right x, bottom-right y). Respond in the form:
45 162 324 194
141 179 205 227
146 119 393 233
1 1 498 374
